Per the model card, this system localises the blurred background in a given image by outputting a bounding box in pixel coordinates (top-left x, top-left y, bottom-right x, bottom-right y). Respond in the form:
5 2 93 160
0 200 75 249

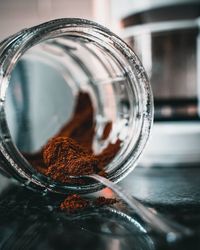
1 0 200 167
0 0 113 40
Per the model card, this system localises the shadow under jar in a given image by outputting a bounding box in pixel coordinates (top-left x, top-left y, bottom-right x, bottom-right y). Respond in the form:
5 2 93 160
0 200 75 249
0 18 153 194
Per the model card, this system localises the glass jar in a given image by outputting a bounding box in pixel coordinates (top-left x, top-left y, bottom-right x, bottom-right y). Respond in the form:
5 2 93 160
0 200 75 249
0 18 153 194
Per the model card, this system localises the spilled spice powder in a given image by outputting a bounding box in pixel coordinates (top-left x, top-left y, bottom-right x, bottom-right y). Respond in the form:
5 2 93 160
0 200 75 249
96 139 121 169
24 91 121 212
101 121 112 140
56 92 95 152
60 194 89 213
60 194 117 213
93 196 117 207
24 91 120 182
43 136 105 182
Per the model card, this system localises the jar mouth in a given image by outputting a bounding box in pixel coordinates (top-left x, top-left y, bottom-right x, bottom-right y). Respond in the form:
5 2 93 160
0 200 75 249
0 18 153 194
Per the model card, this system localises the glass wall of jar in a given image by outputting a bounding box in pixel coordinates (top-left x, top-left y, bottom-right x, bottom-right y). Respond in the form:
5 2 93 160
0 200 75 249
0 18 153 194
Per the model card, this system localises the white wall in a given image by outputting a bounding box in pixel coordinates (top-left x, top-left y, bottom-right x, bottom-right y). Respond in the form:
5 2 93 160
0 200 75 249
0 0 94 40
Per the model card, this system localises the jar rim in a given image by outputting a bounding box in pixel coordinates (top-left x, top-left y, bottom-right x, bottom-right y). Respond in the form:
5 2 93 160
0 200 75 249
0 18 154 194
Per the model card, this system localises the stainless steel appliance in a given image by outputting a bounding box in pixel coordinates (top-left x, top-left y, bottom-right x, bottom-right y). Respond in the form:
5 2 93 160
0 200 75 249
120 0 200 166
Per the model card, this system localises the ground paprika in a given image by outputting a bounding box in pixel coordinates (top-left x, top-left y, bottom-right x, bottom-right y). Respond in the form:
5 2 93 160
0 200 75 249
60 194 117 213
24 91 121 211
25 92 120 181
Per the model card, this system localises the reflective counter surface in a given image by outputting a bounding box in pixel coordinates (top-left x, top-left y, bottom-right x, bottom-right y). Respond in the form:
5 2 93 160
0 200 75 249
0 166 199 250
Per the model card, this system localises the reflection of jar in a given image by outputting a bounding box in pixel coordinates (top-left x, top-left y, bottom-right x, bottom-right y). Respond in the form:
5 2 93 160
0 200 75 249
0 18 153 193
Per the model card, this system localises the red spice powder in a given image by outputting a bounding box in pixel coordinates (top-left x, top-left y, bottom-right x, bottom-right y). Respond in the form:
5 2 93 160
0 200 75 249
56 92 95 152
24 92 120 183
60 194 118 213
24 91 121 212
60 194 89 213
101 121 112 140
93 196 117 207
96 139 121 169
43 137 104 182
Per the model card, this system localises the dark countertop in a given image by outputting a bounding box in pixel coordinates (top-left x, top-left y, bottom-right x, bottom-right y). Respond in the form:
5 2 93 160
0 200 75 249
121 166 200 205
0 166 199 250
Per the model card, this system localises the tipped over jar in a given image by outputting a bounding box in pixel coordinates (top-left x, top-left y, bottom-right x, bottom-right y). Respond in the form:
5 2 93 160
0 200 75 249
0 18 153 194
